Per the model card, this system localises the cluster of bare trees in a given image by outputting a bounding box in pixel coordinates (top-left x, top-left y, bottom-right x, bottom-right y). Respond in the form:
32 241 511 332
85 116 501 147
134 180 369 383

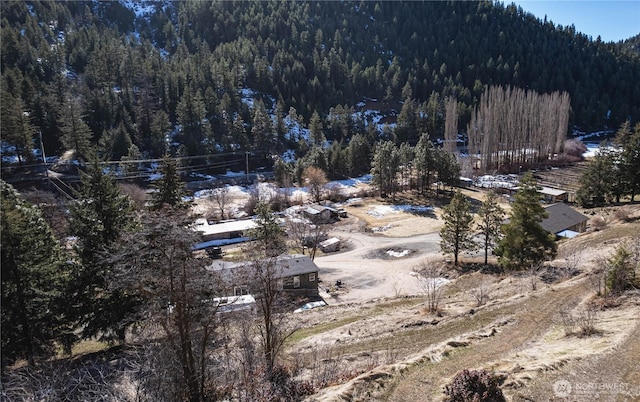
443 97 459 154
467 86 570 173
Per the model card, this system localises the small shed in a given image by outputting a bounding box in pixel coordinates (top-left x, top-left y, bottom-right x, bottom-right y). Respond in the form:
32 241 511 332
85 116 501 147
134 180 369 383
319 237 341 253
541 203 588 236
539 187 568 203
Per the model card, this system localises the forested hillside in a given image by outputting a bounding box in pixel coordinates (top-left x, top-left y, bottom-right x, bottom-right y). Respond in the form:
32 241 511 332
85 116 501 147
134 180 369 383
1 0 639 169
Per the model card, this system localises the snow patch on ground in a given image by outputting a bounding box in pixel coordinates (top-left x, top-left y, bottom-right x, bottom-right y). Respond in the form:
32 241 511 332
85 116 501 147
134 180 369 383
474 174 519 189
367 204 433 218
386 249 411 258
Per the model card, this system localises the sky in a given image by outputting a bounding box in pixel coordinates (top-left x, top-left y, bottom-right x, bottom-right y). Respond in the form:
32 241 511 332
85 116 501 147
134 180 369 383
509 1 640 42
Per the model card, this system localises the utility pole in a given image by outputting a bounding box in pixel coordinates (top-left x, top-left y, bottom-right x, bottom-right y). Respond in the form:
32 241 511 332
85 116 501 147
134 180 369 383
245 151 250 184
39 129 51 189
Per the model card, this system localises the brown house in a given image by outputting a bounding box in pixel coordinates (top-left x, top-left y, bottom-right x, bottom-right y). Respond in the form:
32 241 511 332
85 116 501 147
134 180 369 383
541 203 588 238
208 254 319 297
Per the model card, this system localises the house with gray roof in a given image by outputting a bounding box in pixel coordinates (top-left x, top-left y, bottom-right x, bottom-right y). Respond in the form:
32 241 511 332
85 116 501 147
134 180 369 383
541 203 588 238
208 254 319 297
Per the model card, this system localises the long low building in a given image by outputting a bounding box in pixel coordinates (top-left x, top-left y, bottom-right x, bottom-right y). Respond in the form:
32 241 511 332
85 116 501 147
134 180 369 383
195 218 257 242
208 254 319 297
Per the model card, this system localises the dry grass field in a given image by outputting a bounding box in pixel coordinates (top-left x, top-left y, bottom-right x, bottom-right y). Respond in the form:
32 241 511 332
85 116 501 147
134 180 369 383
289 199 640 401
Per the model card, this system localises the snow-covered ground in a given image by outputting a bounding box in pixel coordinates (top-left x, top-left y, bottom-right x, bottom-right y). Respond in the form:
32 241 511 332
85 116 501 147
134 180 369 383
367 204 433 219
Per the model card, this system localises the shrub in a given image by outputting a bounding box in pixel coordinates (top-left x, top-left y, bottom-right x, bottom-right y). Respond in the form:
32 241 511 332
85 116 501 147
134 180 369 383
471 284 490 306
604 246 636 296
444 369 505 402
560 307 599 337
589 215 608 231
563 139 587 160
614 207 632 223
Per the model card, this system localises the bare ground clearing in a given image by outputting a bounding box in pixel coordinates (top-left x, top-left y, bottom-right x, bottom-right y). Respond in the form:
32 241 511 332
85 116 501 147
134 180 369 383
191 180 640 401
294 213 640 401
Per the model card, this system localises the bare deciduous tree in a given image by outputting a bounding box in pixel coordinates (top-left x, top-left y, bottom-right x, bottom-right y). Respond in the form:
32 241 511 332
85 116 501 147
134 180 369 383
414 258 447 313
211 185 231 220
560 243 584 275
303 166 328 203
467 86 570 173
286 216 311 255
444 96 459 154
471 283 491 306
308 223 328 261
243 203 292 377
111 209 222 402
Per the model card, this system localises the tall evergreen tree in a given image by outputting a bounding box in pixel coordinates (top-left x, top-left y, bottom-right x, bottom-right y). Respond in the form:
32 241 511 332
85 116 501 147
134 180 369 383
177 88 212 157
476 191 505 265
1 180 67 366
371 140 400 198
414 133 437 195
615 121 640 201
251 99 275 153
495 173 556 270
246 203 287 258
0 92 35 164
576 144 617 207
440 191 475 266
435 149 460 193
61 97 94 161
347 133 372 177
151 154 185 210
67 160 137 341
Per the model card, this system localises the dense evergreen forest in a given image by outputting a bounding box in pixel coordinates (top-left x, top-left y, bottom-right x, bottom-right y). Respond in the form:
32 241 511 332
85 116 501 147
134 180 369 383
1 0 639 173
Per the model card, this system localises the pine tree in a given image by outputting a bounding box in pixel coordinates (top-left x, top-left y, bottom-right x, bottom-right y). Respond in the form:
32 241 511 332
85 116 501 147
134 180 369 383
476 191 505 265
347 133 372 177
251 99 275 153
440 191 475 266
371 140 400 198
414 134 436 195
576 144 616 207
495 173 556 270
615 122 640 201
246 203 287 258
177 88 211 157
61 97 94 161
0 92 35 164
151 154 185 210
1 180 67 366
67 160 137 341
309 110 325 147
435 149 460 193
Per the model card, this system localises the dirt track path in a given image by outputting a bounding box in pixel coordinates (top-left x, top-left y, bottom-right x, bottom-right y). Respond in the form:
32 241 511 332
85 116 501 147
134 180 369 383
306 278 591 401
518 301 640 401
375 279 587 400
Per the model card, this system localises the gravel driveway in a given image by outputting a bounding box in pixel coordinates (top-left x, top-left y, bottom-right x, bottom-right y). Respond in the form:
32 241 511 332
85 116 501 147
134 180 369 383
315 231 442 304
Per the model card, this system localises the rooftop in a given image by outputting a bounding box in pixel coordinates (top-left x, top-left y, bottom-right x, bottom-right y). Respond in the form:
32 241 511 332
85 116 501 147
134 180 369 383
194 218 257 237
541 203 588 234
207 254 319 280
